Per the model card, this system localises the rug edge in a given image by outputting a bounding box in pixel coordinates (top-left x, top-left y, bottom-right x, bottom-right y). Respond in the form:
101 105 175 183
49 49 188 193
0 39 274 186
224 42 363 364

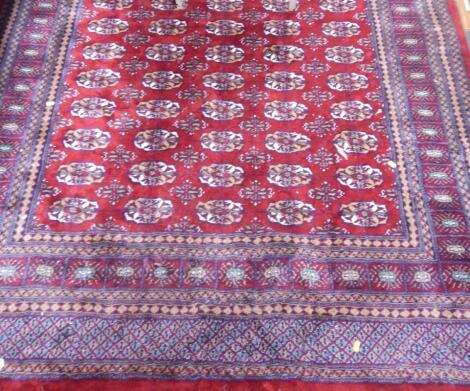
0 379 469 391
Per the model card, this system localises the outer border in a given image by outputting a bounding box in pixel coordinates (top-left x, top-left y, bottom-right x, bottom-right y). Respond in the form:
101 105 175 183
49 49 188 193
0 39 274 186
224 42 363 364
0 380 469 391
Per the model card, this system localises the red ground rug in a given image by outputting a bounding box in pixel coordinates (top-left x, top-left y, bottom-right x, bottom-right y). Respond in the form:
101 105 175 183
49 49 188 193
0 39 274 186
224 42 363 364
0 0 469 389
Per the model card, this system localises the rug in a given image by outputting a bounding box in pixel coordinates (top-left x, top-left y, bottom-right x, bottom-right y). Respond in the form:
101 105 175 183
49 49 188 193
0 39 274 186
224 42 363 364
0 0 469 389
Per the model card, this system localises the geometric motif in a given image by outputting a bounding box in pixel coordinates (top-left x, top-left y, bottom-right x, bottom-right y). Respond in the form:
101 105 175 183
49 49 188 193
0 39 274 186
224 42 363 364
0 0 469 385
33 0 401 235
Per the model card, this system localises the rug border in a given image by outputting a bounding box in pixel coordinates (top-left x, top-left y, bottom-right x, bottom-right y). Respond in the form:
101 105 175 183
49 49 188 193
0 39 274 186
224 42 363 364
0 379 469 390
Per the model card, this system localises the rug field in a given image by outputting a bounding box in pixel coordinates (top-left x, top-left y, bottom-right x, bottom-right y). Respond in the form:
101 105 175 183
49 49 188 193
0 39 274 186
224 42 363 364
0 0 468 389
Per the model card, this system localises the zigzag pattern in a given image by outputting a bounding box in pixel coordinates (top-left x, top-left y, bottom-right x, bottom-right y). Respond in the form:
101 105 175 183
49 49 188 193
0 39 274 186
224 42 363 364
0 316 468 365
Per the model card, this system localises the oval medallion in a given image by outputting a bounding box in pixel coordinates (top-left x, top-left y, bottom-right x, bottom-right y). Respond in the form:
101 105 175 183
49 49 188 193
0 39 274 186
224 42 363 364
265 71 305 91
136 100 180 119
330 101 373 121
200 131 244 152
48 197 99 224
264 45 304 63
76 69 121 88
205 45 245 63
149 19 187 35
142 71 183 90
129 161 177 186
83 43 126 60
199 164 244 187
264 101 308 121
71 98 116 118
57 162 105 185
265 131 311 153
325 46 364 63
145 44 185 61
267 164 313 187
196 200 244 225
340 201 388 227
134 129 179 151
322 21 360 37
206 20 245 35
264 20 300 36
201 100 244 120
88 18 128 35
124 198 174 223
207 0 244 12
267 200 315 226
327 73 368 91
64 128 111 150
333 130 378 154
202 73 244 90
336 165 383 189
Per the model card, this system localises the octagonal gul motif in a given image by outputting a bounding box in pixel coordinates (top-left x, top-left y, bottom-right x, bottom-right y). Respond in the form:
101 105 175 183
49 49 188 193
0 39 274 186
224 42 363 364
63 129 111 150
327 73 368 91
200 131 244 152
87 18 129 35
206 20 245 35
265 72 305 91
76 69 121 88
333 130 378 154
336 165 383 189
57 162 105 185
267 164 313 187
83 43 126 60
322 21 360 37
330 100 373 121
264 20 301 36
145 44 185 61
71 98 116 118
201 100 244 120
262 0 295 12
263 45 304 63
265 131 311 153
267 200 315 226
196 200 244 225
134 129 178 152
93 0 134 9
205 45 245 63
124 198 174 223
264 101 308 121
199 164 244 187
207 0 244 12
128 161 176 186
136 100 180 119
202 73 244 90
149 19 187 35
319 0 357 12
48 197 99 224
151 0 182 10
142 71 183 90
340 201 388 227
325 46 364 63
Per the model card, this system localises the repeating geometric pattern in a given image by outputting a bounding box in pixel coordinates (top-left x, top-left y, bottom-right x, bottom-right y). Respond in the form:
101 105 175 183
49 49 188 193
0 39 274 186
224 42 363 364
0 257 468 292
0 317 468 365
0 0 469 384
35 0 401 235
